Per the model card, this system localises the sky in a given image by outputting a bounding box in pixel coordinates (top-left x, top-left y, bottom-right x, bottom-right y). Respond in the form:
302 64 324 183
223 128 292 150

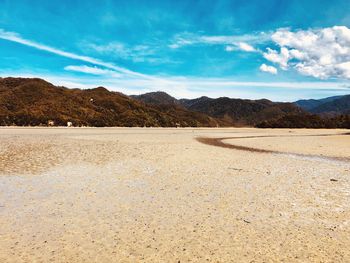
1 0 350 101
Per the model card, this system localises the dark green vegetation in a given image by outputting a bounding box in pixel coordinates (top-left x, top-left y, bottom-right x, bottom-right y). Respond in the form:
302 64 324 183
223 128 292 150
295 95 350 115
134 92 348 128
0 77 349 128
179 96 303 126
0 78 220 127
131 92 180 106
257 114 350 128
132 92 304 126
268 94 350 128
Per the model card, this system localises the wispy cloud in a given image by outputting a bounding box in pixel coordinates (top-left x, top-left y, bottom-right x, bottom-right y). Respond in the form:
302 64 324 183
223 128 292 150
87 41 183 65
64 65 122 77
225 45 235 52
168 31 270 52
225 42 257 52
0 28 151 79
83 41 161 63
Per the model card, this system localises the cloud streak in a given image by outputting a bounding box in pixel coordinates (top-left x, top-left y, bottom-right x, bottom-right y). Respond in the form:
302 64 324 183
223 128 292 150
0 28 151 79
82 41 166 64
168 32 269 52
64 65 122 77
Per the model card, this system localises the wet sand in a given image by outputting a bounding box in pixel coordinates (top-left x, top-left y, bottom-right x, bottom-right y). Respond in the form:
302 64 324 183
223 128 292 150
0 127 349 262
196 132 350 162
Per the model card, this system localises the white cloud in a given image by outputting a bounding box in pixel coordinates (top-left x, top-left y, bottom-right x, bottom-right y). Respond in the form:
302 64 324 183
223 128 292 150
85 42 158 63
168 43 180 49
259 64 278 75
225 42 256 52
200 33 270 45
263 47 290 69
335 61 350 77
225 42 257 52
263 26 350 79
89 42 126 55
225 45 235 52
168 36 196 49
169 32 268 51
238 42 256 52
64 65 121 77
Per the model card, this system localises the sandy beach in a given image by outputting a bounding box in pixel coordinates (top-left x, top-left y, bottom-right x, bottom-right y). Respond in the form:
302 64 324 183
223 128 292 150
0 127 349 262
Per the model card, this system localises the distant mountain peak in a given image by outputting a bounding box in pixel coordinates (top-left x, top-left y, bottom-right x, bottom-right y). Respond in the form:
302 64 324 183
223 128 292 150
294 95 350 115
131 91 180 106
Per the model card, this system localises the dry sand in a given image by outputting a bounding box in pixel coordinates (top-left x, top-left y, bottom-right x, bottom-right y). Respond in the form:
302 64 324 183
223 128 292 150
0 127 349 262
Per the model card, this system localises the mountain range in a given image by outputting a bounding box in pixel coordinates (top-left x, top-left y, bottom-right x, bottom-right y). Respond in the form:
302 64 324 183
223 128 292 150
295 95 350 115
135 93 303 126
0 78 220 127
0 77 349 128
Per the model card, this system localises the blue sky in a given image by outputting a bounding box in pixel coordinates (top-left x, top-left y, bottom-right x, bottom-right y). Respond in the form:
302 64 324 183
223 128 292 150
1 0 350 101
